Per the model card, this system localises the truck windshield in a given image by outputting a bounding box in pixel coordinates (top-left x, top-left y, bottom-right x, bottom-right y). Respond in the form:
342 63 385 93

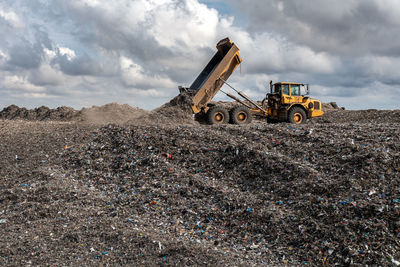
291 85 300 96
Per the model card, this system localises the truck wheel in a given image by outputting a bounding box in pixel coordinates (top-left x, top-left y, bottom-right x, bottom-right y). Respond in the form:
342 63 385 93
288 107 306 124
230 106 252 124
207 106 229 125
267 117 278 123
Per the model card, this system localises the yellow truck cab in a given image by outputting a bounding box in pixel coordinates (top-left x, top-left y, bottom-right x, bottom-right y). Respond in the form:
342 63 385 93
265 82 324 124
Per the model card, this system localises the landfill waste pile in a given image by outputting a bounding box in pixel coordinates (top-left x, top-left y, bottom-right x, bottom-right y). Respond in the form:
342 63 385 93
0 99 399 266
0 105 78 121
313 109 400 124
0 96 198 126
0 103 149 124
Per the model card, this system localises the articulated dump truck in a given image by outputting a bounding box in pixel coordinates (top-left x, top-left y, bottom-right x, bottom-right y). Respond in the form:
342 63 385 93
179 37 324 125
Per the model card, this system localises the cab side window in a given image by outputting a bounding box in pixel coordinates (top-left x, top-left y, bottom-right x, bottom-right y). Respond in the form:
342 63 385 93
273 84 281 94
282 84 289 95
291 85 300 96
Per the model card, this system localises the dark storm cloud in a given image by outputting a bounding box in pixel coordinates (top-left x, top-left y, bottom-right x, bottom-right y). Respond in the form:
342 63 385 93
7 40 43 69
2 26 52 70
53 53 103 76
32 25 53 51
229 0 400 57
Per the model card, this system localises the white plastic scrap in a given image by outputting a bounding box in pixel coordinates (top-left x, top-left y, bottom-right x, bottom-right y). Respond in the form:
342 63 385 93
391 257 400 266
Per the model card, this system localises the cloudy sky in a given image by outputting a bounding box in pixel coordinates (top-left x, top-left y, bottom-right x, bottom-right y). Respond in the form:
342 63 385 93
0 0 399 110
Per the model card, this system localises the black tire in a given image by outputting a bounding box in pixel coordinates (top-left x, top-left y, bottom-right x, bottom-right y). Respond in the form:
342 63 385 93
288 107 306 124
207 106 229 125
194 112 207 124
229 106 252 124
267 117 278 123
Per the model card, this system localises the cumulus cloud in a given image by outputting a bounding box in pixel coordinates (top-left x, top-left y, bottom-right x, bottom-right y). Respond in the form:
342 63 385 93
0 49 9 66
28 63 65 86
0 8 24 29
235 33 338 75
58 47 76 61
120 56 175 89
0 0 230 109
212 0 400 108
0 0 399 110
2 75 46 92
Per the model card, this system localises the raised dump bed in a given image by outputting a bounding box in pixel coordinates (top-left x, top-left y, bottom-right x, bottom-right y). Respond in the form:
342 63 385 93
182 38 242 114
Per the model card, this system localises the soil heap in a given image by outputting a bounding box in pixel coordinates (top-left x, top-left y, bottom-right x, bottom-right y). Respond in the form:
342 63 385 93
78 103 149 125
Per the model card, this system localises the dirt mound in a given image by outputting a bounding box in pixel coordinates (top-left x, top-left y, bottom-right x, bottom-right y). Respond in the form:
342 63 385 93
0 105 78 121
78 103 149 125
322 102 342 111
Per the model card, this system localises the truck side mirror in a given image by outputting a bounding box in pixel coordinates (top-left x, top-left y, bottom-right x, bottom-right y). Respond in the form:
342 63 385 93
306 84 310 95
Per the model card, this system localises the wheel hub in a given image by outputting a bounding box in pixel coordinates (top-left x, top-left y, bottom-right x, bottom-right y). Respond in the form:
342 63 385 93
237 113 246 121
293 113 303 124
215 113 224 122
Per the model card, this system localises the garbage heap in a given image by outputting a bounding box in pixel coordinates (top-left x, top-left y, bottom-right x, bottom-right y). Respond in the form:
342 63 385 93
0 108 399 266
0 105 78 121
56 121 399 265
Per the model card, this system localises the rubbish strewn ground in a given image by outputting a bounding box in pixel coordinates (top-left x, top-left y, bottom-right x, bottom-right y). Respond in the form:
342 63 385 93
0 99 399 266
